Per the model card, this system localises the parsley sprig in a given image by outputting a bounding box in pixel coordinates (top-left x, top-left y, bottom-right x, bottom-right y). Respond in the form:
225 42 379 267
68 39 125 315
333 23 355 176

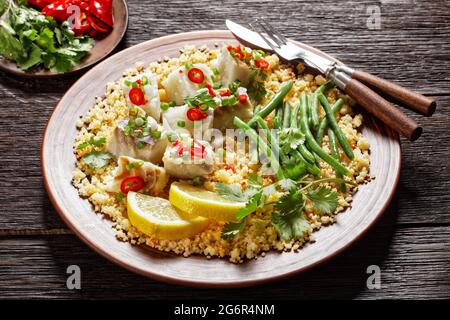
216 175 341 241
76 135 112 169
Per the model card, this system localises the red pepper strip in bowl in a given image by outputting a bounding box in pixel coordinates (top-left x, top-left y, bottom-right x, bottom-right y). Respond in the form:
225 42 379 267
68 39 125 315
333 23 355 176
72 11 91 36
120 176 145 193
42 0 73 21
87 13 111 33
89 0 113 27
27 0 54 10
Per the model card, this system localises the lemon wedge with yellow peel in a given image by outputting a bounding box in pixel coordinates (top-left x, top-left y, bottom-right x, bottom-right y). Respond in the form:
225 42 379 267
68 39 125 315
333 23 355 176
127 191 209 240
169 182 246 222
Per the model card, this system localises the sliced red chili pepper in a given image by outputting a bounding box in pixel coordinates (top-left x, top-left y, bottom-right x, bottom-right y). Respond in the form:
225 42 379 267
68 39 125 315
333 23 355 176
172 140 182 147
224 165 236 173
226 45 234 51
176 145 185 156
187 67 205 84
27 0 53 10
129 87 146 106
72 11 90 36
135 79 142 86
238 94 248 104
204 83 216 97
87 14 111 34
255 58 269 70
219 88 231 97
186 107 208 121
89 0 113 27
120 176 145 193
42 0 72 21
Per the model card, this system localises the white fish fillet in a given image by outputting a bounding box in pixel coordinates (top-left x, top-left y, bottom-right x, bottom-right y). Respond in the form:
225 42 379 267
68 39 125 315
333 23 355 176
106 156 168 194
121 72 161 121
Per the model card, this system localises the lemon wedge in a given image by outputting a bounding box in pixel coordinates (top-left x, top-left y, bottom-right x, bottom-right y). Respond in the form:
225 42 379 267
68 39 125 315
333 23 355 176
169 182 246 222
127 191 209 240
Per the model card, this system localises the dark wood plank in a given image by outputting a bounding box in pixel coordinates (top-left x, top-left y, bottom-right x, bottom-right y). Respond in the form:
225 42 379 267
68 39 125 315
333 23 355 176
0 208 448 299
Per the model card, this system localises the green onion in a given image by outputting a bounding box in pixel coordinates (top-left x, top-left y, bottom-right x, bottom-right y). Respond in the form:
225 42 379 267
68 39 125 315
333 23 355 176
167 132 178 142
222 95 237 106
161 101 175 111
177 120 186 127
192 176 204 186
152 130 162 139
185 61 194 71
134 117 144 127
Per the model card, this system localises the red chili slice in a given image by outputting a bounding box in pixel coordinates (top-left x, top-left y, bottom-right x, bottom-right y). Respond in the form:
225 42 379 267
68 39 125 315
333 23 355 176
72 12 91 36
187 67 205 84
255 59 269 69
238 94 248 104
219 88 231 97
129 87 145 105
186 107 208 121
205 83 216 97
120 176 145 193
224 165 236 173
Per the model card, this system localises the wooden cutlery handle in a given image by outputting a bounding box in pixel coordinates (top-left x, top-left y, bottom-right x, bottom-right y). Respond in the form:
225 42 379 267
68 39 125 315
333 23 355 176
351 70 436 116
345 79 422 141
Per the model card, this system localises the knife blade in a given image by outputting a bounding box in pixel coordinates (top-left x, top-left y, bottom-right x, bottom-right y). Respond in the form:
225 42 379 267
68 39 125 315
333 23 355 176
226 19 336 76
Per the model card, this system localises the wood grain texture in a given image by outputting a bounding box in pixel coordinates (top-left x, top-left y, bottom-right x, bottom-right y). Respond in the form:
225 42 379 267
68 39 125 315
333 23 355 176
0 212 449 299
0 0 449 298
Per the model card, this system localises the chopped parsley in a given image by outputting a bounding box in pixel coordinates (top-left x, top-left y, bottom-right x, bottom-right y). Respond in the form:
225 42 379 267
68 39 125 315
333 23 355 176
216 174 340 241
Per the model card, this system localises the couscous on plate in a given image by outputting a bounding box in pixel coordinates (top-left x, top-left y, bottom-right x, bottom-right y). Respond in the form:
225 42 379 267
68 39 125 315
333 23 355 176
72 44 371 263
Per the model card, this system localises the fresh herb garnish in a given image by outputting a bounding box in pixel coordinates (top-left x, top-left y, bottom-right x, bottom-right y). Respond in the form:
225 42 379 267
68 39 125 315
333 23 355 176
247 68 268 102
77 136 106 150
83 151 113 169
305 187 339 214
185 88 218 109
0 1 94 72
217 174 340 241
217 173 265 239
126 161 144 171
192 176 204 186
279 128 305 155
116 192 125 202
228 80 241 95
221 217 248 240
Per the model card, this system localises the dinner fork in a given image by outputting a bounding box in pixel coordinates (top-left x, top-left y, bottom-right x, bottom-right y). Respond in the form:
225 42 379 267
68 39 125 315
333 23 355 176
251 19 432 141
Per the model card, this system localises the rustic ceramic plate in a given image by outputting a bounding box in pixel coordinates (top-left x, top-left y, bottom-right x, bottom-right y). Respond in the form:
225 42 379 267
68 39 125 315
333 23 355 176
0 0 128 78
41 30 401 287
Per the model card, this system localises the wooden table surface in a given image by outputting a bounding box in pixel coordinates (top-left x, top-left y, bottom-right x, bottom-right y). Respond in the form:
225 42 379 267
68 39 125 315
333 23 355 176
0 0 449 299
